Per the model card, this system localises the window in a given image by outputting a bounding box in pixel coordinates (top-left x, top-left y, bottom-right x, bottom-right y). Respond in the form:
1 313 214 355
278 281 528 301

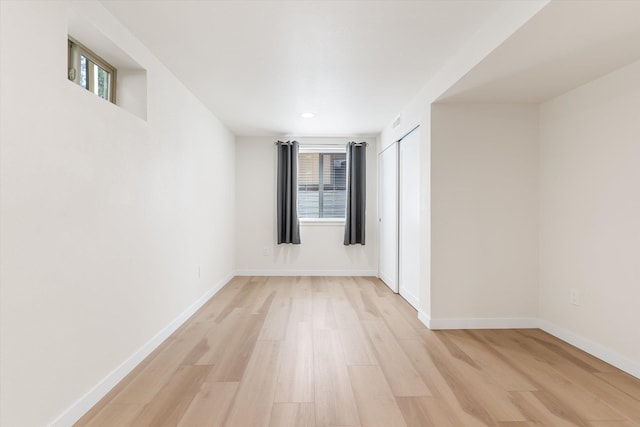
68 37 116 103
298 148 347 219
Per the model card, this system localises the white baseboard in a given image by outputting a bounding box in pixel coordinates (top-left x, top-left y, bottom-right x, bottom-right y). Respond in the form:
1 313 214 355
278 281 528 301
49 272 235 427
234 269 377 277
424 316 539 330
538 320 640 380
48 271 640 426
418 310 432 328
417 314 639 380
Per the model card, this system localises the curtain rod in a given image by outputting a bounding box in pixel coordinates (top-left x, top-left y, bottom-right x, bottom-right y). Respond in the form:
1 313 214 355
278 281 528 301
275 140 369 147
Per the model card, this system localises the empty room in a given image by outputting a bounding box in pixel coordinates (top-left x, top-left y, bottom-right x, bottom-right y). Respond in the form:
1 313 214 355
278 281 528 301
1 0 639 426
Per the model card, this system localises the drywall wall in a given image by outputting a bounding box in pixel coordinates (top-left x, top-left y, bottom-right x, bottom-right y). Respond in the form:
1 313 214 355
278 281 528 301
430 104 539 324
372 0 638 375
0 1 235 426
377 1 548 322
235 137 377 275
539 60 640 367
378 0 548 151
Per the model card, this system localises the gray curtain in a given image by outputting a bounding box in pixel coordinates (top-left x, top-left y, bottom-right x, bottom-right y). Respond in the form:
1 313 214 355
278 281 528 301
276 140 301 244
344 141 366 245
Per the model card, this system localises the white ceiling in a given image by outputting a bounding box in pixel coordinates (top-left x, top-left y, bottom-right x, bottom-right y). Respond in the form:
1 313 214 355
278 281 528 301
438 0 640 103
101 0 510 136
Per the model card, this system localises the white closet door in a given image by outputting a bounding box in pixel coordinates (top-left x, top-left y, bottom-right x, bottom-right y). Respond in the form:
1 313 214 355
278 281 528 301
399 128 420 309
378 143 398 292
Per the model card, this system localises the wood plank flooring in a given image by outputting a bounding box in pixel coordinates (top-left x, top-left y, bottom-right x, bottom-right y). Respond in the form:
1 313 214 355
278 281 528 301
75 276 640 427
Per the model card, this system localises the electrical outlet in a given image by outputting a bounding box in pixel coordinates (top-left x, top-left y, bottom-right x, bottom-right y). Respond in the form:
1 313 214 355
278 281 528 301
570 289 580 306
263 246 272 256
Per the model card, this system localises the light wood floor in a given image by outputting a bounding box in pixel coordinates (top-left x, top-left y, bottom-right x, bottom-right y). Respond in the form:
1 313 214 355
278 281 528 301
76 276 640 427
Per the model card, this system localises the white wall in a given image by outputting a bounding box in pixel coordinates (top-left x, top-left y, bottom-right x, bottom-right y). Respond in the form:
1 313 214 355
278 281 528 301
372 0 639 376
378 0 548 151
539 60 640 366
0 2 236 426
430 104 539 324
235 137 377 275
377 1 548 322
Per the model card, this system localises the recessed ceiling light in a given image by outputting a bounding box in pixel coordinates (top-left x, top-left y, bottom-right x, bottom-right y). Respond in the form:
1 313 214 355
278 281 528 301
300 112 315 119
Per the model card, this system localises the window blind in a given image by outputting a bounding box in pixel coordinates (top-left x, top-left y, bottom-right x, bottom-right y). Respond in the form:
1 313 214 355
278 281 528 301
298 151 347 219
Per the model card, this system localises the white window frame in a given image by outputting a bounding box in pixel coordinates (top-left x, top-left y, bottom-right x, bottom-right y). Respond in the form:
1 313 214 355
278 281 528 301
298 145 347 225
68 37 117 103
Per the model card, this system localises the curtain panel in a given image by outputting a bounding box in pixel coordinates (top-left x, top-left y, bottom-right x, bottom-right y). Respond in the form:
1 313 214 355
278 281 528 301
344 141 366 245
276 140 301 244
